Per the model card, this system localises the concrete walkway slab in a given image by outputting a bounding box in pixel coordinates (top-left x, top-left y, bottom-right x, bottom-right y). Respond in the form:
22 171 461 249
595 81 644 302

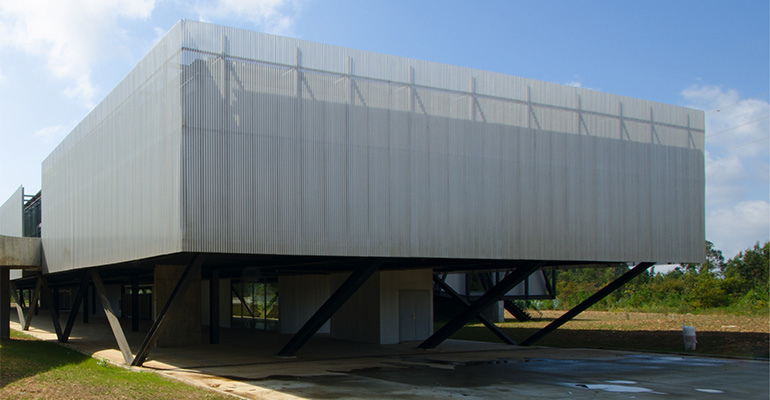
7 309 769 399
0 235 41 267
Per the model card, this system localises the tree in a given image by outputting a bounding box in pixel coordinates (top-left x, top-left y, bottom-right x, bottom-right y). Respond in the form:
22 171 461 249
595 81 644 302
722 241 769 294
681 240 724 275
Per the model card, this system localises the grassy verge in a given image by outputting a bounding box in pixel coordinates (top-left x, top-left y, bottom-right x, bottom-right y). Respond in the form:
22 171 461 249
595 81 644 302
0 330 232 399
445 310 769 359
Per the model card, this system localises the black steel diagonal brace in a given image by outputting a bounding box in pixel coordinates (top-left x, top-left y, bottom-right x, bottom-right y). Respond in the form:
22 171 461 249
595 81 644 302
39 275 63 341
61 270 90 342
277 258 385 357
419 261 545 349
520 262 655 346
132 254 205 366
91 268 135 365
433 273 517 345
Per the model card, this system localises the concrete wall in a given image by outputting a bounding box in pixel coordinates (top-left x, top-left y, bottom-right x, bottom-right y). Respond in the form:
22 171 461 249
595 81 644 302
379 269 432 344
0 236 41 268
279 274 330 334
330 272 381 343
154 265 201 346
329 269 432 344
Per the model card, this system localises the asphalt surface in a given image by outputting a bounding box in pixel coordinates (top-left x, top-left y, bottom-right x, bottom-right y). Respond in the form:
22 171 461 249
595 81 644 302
8 309 769 399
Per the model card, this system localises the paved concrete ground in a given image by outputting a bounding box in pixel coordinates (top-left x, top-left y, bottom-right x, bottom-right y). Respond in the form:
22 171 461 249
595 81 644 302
7 309 769 399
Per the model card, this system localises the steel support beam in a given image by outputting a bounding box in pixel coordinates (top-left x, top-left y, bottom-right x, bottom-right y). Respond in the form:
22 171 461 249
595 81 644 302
52 286 59 314
91 284 96 315
91 269 134 364
232 283 257 318
419 261 544 349
131 279 140 332
277 258 385 357
433 274 517 345
9 281 26 328
504 300 532 322
209 269 220 344
23 278 42 330
0 268 9 339
82 284 89 324
61 271 90 342
132 254 205 367
39 275 63 341
520 262 655 346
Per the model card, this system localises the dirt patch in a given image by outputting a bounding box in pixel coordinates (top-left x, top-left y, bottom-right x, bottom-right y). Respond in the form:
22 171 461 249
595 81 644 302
451 310 769 359
523 310 769 334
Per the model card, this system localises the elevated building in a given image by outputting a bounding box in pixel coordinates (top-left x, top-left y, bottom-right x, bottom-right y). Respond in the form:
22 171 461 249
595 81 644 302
0 20 704 364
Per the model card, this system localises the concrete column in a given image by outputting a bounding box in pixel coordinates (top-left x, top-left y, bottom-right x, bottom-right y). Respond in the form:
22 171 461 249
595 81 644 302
481 300 505 323
279 274 331 334
209 270 219 344
154 265 201 346
1 268 10 338
201 278 231 329
330 271 380 343
328 269 433 345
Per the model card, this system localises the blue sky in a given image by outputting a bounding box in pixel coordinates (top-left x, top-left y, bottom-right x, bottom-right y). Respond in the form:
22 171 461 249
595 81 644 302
0 0 768 260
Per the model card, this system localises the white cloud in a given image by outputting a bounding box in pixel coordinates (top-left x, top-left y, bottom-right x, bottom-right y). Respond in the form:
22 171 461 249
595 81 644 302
0 0 156 108
682 84 769 155
564 77 600 92
707 200 770 259
33 124 71 144
195 0 301 36
681 83 770 259
703 150 751 206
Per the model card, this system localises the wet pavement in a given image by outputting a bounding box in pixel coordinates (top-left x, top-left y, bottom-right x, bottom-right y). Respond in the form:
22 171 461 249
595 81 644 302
8 309 769 399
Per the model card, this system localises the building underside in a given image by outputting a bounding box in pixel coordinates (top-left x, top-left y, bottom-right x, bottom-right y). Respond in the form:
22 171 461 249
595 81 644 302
3 246 654 366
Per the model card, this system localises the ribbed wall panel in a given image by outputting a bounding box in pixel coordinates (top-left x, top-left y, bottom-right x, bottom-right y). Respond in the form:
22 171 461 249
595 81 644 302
175 20 704 263
0 187 23 237
40 20 706 271
1 187 25 280
41 25 184 273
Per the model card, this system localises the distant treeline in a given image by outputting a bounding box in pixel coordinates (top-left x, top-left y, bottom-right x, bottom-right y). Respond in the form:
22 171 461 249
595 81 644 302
539 241 769 314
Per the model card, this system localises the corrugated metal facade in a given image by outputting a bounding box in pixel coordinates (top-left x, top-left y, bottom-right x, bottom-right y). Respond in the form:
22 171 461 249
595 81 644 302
0 187 23 237
1 187 24 280
41 25 184 273
42 20 705 272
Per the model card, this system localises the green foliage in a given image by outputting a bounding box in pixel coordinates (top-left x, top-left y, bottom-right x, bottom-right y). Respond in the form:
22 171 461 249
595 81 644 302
722 241 769 295
552 240 770 314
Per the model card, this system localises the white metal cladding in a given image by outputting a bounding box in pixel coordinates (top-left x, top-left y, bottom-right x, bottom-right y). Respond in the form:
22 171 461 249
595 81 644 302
41 24 185 273
40 20 706 272
178 20 704 263
0 187 23 237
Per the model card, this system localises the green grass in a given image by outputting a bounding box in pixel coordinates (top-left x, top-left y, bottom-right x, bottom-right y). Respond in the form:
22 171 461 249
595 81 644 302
1 330 232 399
